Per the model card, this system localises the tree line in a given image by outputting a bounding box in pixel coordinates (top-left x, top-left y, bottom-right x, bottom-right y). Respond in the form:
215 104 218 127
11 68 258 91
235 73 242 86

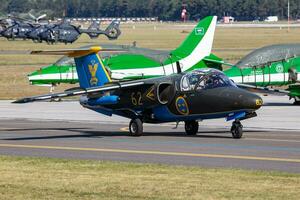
0 0 299 21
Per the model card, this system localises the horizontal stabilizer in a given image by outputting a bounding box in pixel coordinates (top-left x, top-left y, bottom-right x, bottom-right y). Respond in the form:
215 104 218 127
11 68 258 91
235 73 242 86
31 46 126 58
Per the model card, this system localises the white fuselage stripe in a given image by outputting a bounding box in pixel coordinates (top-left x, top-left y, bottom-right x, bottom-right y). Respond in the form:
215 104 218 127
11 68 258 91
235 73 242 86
230 73 295 84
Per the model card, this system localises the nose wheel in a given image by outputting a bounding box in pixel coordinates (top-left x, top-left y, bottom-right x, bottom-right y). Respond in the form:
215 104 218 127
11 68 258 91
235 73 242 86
231 120 243 139
129 118 143 136
184 120 199 135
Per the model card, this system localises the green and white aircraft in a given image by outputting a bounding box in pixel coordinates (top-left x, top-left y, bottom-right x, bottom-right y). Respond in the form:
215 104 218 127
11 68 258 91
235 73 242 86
223 44 300 104
27 17 300 104
28 16 223 87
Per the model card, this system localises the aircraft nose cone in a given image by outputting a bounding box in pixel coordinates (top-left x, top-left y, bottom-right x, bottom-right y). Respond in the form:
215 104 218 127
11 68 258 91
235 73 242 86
244 93 263 110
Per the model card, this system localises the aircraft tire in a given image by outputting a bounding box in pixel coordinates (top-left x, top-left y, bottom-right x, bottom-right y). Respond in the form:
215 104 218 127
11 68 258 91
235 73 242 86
231 121 243 139
293 97 300 105
184 120 199 135
129 118 143 137
294 101 300 105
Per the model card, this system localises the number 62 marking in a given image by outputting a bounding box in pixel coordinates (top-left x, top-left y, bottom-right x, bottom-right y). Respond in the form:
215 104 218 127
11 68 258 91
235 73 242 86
131 92 143 106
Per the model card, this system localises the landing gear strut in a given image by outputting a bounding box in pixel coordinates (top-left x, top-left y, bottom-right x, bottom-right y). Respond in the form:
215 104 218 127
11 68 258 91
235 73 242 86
231 120 243 139
50 84 61 102
184 120 199 135
129 118 143 136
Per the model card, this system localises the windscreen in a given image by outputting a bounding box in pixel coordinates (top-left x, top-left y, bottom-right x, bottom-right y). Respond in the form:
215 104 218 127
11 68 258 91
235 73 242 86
55 56 75 66
181 69 235 91
199 73 235 90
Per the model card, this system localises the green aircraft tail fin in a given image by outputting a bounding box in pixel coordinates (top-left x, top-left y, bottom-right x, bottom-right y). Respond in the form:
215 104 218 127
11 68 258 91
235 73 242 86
171 16 217 59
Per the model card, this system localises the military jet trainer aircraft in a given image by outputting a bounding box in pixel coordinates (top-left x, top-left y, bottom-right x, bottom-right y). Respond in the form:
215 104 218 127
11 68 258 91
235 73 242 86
15 47 263 139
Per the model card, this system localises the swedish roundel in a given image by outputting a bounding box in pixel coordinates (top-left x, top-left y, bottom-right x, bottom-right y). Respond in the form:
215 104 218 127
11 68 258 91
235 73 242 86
175 96 189 115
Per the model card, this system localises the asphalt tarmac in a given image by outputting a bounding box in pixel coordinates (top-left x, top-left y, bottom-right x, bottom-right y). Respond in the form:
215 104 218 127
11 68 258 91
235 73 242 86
0 96 299 173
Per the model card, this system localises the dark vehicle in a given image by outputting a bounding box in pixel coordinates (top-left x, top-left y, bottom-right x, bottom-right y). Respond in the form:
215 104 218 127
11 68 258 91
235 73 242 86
0 15 121 43
82 20 121 40
0 19 35 40
38 21 81 44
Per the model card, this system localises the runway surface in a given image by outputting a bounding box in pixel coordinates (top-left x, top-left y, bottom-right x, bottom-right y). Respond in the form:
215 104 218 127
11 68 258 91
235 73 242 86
0 96 299 173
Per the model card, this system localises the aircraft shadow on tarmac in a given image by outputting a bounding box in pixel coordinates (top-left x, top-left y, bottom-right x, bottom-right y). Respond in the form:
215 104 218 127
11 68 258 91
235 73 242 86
1 127 268 141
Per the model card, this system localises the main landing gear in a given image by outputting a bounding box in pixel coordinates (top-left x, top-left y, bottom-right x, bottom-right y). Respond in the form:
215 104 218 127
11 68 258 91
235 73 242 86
127 119 244 139
49 84 61 102
183 120 244 139
231 120 243 139
129 118 143 136
184 120 199 135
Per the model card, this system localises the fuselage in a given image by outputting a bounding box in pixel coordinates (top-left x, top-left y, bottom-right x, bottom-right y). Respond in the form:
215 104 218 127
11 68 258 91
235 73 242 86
224 57 300 87
28 52 222 85
2 23 34 39
81 69 262 123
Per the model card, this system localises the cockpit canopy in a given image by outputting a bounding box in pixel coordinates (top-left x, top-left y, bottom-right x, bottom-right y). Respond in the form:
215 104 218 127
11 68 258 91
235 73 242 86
180 69 235 91
55 56 75 66
236 44 300 68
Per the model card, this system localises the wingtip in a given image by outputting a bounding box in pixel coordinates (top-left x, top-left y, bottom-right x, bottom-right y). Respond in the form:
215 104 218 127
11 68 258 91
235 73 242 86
12 98 29 104
12 100 23 104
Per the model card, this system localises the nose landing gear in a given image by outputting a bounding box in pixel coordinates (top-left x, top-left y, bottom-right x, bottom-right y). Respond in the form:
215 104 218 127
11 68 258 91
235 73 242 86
231 120 243 139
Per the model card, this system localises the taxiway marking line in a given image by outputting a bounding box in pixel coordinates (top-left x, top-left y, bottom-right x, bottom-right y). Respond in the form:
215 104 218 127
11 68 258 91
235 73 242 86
0 143 300 163
120 127 129 132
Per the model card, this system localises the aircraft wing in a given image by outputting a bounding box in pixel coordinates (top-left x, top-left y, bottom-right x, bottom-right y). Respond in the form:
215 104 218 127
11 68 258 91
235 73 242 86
13 81 145 103
236 83 290 96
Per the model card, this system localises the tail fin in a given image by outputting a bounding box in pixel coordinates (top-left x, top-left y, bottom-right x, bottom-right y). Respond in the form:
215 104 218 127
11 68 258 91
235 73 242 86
31 47 123 89
171 16 217 58
74 52 111 88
